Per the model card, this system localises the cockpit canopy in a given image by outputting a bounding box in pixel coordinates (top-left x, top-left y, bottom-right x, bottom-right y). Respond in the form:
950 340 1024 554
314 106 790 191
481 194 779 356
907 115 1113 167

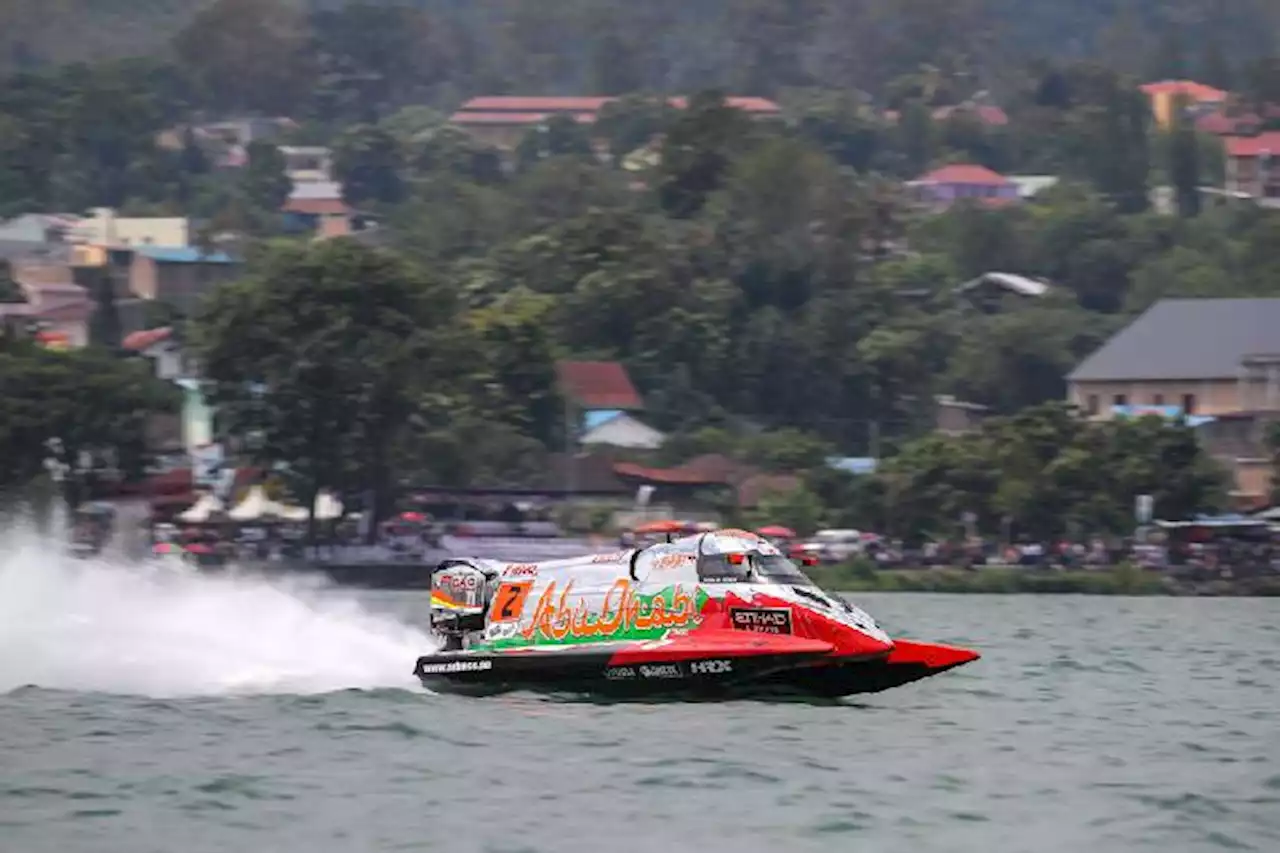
694 530 813 586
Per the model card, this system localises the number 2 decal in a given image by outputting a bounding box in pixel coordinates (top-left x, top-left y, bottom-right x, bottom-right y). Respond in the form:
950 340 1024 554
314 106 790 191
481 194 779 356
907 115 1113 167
492 582 531 621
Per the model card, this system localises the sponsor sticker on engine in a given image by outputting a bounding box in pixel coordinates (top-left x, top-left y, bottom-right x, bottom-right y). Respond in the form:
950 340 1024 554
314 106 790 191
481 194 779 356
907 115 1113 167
418 659 493 674
689 659 732 675
730 607 793 635
441 572 479 590
604 666 635 680
638 664 683 679
502 563 538 578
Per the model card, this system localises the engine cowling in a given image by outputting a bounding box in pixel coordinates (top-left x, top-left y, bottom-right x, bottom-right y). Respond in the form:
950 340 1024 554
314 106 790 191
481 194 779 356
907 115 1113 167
430 559 497 648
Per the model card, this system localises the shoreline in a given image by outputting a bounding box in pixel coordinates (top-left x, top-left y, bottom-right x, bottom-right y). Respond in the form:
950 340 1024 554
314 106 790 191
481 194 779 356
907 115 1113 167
245 559 1280 596
806 564 1280 597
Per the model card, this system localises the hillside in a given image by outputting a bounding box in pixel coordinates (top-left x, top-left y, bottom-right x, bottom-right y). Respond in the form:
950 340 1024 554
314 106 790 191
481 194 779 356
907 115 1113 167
2 0 1276 92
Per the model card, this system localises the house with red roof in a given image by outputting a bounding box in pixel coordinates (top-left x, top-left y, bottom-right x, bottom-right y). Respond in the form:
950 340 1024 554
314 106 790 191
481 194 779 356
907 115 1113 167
1223 132 1280 205
1140 80 1229 128
907 164 1019 211
450 95 781 150
554 360 670 450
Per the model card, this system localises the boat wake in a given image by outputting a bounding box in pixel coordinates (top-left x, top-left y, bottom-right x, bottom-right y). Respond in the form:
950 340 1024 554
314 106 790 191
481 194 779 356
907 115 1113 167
0 527 434 698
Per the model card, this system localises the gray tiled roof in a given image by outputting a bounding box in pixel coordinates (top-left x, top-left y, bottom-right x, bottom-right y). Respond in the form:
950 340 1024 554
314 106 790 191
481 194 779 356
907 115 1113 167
1069 298 1280 382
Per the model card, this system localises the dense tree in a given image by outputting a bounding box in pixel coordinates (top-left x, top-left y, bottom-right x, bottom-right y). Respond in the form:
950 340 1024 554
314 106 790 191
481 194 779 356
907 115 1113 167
242 140 292 215
332 123 406 206
0 339 179 508
869 403 1225 542
195 239 454 538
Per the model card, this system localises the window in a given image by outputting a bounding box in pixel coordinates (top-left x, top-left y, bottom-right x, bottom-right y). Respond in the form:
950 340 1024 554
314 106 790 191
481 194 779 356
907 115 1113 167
1086 394 1099 416
1182 393 1197 414
1113 394 1128 407
1152 394 1164 405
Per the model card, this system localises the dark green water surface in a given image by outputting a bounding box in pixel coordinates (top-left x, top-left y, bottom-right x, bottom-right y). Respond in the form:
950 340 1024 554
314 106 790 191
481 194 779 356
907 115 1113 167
3 593 1278 853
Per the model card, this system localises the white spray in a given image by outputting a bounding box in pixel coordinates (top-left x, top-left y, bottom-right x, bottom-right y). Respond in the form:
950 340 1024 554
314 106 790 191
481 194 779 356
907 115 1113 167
0 526 435 698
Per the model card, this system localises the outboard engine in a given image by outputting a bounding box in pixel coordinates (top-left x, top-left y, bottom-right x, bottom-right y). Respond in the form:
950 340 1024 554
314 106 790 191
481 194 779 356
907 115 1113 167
430 559 498 650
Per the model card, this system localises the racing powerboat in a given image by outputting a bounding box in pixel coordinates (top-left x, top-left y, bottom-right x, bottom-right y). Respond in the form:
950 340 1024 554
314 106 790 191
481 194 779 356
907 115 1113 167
413 530 978 698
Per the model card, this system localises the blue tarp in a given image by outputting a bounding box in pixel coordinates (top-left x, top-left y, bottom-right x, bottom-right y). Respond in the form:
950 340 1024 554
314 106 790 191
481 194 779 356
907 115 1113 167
582 409 623 430
826 456 878 475
1111 404 1215 428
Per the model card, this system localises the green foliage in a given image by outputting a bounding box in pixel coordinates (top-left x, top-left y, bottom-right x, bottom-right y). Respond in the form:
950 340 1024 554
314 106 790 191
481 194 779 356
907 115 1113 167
4 1 1279 537
195 238 452 533
242 140 292 214
332 124 405 206
0 338 179 507
869 402 1226 542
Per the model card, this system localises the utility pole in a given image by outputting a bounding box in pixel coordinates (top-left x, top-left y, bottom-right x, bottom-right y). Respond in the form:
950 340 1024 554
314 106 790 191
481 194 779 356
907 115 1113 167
563 393 576 500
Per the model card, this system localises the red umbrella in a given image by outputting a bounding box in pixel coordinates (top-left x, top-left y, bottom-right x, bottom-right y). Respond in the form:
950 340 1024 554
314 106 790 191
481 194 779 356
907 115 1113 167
634 519 685 535
399 511 427 522
185 543 213 554
756 525 796 539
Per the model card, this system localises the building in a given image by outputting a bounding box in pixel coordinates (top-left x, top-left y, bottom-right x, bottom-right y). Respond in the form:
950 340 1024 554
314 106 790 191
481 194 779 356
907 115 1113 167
67 208 191 248
554 359 672 450
1223 133 1280 206
1008 175 1060 200
127 246 239 316
907 164 1019 211
450 95 781 150
122 326 186 380
1067 299 1280 418
281 181 368 237
579 411 666 450
8 261 94 348
1068 298 1280 505
955 272 1051 307
1139 80 1228 128
930 103 1009 127
934 395 989 435
556 359 642 412
612 453 800 510
279 146 334 184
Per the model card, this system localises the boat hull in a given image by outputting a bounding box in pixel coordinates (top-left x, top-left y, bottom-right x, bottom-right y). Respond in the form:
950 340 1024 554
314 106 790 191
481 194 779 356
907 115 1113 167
412 639 978 699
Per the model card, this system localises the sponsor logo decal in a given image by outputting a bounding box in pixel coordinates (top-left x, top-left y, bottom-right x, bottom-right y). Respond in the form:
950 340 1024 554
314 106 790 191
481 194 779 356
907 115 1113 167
522 580 700 643
591 551 630 564
730 607 793 635
440 572 479 590
419 659 493 674
717 528 762 540
689 659 732 675
604 666 635 679
650 553 692 571
503 563 538 577
485 622 518 640
639 664 683 679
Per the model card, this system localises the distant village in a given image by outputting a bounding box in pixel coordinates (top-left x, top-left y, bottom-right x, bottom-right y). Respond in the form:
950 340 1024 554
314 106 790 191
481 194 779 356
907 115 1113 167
3 77 1280 520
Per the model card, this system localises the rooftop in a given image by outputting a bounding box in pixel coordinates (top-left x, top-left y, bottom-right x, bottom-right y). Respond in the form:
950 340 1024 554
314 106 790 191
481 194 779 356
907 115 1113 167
452 95 781 124
1069 298 1280 382
1224 132 1280 158
555 360 643 410
914 164 1011 185
122 327 174 352
448 111 595 126
1139 80 1229 101
134 246 236 264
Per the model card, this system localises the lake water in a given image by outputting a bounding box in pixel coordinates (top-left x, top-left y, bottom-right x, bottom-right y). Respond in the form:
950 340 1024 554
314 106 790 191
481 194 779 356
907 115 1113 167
1 540 1278 853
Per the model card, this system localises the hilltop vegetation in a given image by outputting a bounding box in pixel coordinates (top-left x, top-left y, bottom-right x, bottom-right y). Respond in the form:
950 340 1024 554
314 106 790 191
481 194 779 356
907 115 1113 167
2 1 1279 536
2 0 1278 92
